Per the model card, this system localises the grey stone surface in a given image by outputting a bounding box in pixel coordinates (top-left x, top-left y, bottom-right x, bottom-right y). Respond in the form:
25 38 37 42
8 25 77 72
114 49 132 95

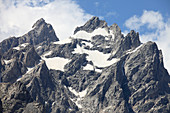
19 18 59 46
1 59 25 83
0 17 169 113
23 46 41 67
0 99 2 113
74 16 108 34
0 18 59 54
0 82 34 113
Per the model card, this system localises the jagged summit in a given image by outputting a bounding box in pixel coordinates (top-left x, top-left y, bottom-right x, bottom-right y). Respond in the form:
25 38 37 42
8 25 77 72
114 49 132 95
0 17 170 113
74 16 122 36
0 18 59 54
110 23 121 36
32 18 46 28
74 16 108 34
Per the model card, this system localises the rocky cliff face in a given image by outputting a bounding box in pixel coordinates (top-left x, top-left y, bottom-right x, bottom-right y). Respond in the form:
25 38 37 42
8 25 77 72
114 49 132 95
0 17 169 113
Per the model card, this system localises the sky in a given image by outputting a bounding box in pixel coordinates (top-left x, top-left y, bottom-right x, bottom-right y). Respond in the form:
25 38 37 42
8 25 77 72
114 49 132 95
0 0 170 73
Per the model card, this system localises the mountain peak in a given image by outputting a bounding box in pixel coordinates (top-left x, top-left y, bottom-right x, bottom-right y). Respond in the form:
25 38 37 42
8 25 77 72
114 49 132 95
23 18 59 45
0 16 170 113
90 16 99 21
32 18 46 29
110 23 121 36
74 16 108 34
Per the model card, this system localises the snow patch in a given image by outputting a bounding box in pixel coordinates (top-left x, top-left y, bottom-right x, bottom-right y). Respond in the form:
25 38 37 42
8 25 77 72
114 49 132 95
41 51 70 71
72 28 109 40
42 51 52 57
26 67 34 74
53 38 72 45
13 46 20 50
17 60 43 82
75 98 82 108
13 43 29 50
68 87 79 96
109 30 115 40
73 45 119 67
127 44 143 54
3 59 13 64
68 87 87 109
79 89 88 98
17 67 34 82
52 101 56 106
36 46 42 49
68 87 87 98
42 57 70 71
16 77 22 82
83 64 94 71
95 68 102 73
20 43 29 48
105 45 111 48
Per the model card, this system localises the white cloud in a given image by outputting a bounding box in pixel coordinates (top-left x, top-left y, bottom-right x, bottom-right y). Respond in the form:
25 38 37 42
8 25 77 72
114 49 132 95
141 10 164 30
125 10 164 30
124 15 142 30
125 10 170 74
0 0 92 41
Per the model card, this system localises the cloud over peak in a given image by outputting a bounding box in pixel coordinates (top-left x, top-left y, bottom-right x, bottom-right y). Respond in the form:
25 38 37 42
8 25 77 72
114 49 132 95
0 0 92 41
125 10 164 31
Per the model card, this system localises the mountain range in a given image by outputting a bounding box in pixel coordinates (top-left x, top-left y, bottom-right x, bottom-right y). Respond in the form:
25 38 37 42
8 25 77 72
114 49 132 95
0 17 170 113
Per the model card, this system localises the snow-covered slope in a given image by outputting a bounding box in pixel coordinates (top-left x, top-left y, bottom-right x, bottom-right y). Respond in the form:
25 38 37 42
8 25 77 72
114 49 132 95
41 51 70 71
73 45 119 67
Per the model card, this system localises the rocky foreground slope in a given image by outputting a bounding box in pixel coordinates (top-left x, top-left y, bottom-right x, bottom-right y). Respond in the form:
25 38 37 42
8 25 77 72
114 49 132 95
0 17 170 113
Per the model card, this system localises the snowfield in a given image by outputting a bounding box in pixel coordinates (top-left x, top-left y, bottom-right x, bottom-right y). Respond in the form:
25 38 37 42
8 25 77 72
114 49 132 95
41 51 70 71
73 45 119 68
72 28 114 40
83 64 94 71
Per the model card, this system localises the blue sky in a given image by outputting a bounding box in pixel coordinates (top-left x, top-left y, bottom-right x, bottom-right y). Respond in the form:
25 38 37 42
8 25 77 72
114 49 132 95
76 0 170 30
0 0 170 72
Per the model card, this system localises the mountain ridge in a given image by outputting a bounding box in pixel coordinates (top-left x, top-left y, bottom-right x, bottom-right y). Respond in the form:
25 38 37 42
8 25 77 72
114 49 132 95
0 16 169 113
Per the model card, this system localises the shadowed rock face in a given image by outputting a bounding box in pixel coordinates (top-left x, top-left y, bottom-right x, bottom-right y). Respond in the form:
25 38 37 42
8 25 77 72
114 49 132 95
0 82 35 113
0 17 170 113
0 99 2 113
24 46 41 67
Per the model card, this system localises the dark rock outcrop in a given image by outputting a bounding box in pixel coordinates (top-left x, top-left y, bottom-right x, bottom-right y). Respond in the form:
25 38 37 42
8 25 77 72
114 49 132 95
74 16 108 34
0 99 2 113
1 60 25 83
23 46 41 67
0 17 169 113
0 37 19 54
0 82 35 113
19 18 59 46
64 53 88 76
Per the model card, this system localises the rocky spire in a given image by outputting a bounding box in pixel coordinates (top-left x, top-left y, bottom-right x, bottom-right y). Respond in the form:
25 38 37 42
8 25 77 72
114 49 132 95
32 18 46 29
23 45 41 67
0 18 59 54
110 23 121 36
20 18 59 45
74 16 108 34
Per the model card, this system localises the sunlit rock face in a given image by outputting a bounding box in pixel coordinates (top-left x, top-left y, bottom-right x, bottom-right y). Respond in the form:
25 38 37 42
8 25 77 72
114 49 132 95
0 17 169 113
